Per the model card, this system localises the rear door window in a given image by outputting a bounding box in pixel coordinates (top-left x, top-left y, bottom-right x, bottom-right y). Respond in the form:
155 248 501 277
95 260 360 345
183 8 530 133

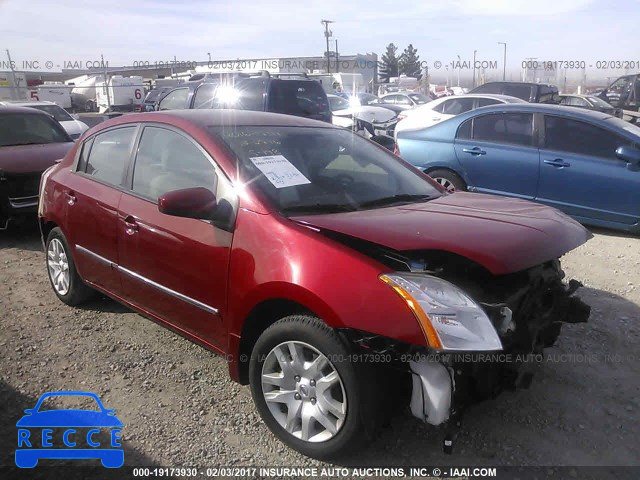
192 83 218 109
266 80 330 121
441 98 475 115
502 84 534 101
82 127 137 186
477 98 501 108
235 78 267 111
472 113 534 146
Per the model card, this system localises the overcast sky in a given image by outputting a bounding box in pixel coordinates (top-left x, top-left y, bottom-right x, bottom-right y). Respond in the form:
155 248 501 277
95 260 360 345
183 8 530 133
1 0 638 81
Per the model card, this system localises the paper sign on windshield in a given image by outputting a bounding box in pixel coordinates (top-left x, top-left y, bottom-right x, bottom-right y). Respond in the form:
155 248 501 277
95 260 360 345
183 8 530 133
250 155 311 188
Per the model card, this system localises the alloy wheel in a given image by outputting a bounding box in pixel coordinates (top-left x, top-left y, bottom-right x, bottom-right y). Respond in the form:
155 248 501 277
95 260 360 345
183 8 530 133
261 341 347 443
47 238 70 295
434 177 456 193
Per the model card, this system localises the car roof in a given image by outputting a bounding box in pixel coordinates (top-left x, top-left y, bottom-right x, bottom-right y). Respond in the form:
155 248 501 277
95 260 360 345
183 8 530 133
475 81 557 88
559 94 597 98
460 93 527 102
457 103 614 120
0 105 52 115
108 109 337 129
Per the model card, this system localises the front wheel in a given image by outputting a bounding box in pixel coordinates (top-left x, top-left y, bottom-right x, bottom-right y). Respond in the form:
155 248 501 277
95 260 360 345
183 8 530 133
249 315 377 459
427 168 467 193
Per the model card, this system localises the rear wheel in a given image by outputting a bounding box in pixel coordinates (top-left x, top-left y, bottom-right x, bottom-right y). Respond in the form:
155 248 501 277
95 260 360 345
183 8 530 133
249 315 377 459
46 227 95 306
427 168 467 193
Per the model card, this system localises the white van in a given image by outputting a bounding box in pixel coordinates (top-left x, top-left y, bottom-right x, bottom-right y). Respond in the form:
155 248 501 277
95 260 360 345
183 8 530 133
95 75 145 113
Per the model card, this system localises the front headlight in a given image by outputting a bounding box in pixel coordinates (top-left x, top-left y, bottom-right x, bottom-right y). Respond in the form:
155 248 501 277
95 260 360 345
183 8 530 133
380 273 502 351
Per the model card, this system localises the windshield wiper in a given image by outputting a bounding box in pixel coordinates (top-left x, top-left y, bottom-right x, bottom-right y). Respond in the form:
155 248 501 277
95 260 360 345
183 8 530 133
281 203 358 215
357 194 433 209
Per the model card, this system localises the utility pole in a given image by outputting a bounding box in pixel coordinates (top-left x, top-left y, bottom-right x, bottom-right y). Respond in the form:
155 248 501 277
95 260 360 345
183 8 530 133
101 54 111 112
5 49 19 100
472 50 477 88
498 42 507 81
321 20 334 74
456 54 461 87
335 39 339 73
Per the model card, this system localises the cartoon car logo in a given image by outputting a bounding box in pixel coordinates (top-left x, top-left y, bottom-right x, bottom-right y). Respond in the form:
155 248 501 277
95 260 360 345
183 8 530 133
15 391 123 468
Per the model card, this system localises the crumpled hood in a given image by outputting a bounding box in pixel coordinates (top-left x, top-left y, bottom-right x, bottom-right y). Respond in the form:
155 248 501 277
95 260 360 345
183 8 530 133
292 192 592 275
0 142 73 174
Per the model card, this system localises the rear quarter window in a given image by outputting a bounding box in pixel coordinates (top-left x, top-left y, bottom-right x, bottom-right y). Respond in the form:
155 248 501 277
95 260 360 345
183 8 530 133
82 127 137 186
266 80 330 120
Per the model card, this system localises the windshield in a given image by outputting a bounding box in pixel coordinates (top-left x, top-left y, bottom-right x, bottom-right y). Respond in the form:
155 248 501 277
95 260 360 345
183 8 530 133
212 126 442 215
408 93 431 104
605 116 640 137
144 88 169 102
357 93 378 105
587 96 614 109
28 104 73 122
328 95 350 111
0 113 70 146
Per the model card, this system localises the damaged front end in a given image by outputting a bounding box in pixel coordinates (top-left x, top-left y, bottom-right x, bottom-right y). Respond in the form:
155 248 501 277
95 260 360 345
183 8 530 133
343 249 590 448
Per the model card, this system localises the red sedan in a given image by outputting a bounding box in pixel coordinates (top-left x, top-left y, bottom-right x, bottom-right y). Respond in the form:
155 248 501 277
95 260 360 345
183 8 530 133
38 109 591 458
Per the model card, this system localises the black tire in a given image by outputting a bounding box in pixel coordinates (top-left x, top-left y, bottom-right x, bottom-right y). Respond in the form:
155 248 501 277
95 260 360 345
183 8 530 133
249 315 378 459
427 168 467 193
45 227 95 306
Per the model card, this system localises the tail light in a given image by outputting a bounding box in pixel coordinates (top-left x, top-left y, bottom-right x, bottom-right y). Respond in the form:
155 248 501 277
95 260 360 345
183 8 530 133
397 113 407 122
394 142 400 156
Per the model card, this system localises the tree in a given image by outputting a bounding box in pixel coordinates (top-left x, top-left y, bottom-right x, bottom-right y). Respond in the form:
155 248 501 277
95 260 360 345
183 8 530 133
399 44 421 78
379 43 400 83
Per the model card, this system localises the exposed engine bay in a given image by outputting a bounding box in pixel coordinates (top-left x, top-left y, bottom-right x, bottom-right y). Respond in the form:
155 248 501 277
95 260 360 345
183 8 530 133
337 237 591 438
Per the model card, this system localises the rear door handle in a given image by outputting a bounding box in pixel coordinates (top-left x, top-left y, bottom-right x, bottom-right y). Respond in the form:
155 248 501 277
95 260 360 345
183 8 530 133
64 190 76 205
544 158 571 168
123 215 139 235
462 147 486 155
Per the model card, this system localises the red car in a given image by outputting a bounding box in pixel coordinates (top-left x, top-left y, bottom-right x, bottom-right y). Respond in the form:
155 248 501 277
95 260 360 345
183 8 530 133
0 106 73 229
38 110 591 458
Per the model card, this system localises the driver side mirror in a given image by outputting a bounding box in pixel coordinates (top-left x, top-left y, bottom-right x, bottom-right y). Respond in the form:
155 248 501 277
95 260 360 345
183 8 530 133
71 113 80 120
616 146 640 171
158 187 217 220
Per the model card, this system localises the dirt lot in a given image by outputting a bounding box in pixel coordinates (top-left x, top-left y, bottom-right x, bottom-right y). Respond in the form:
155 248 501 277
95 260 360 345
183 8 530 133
1 219 639 479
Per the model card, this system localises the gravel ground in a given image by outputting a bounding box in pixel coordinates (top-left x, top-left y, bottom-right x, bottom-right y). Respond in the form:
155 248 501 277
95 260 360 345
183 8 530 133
1 219 639 479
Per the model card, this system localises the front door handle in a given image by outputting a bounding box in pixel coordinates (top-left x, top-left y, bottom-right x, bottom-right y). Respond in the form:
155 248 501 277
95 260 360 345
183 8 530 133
544 158 571 168
462 147 487 155
123 215 139 235
64 190 76 205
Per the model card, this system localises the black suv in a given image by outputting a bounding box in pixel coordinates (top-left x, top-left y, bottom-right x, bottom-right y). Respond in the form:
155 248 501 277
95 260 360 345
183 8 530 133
157 73 332 123
470 81 560 103
597 74 640 124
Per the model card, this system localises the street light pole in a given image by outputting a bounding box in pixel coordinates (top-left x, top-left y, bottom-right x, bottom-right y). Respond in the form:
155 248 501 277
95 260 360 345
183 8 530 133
321 20 334 74
456 54 461 86
498 42 507 81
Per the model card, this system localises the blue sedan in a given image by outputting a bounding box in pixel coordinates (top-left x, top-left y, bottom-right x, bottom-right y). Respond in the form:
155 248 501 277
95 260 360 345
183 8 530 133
396 104 640 233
